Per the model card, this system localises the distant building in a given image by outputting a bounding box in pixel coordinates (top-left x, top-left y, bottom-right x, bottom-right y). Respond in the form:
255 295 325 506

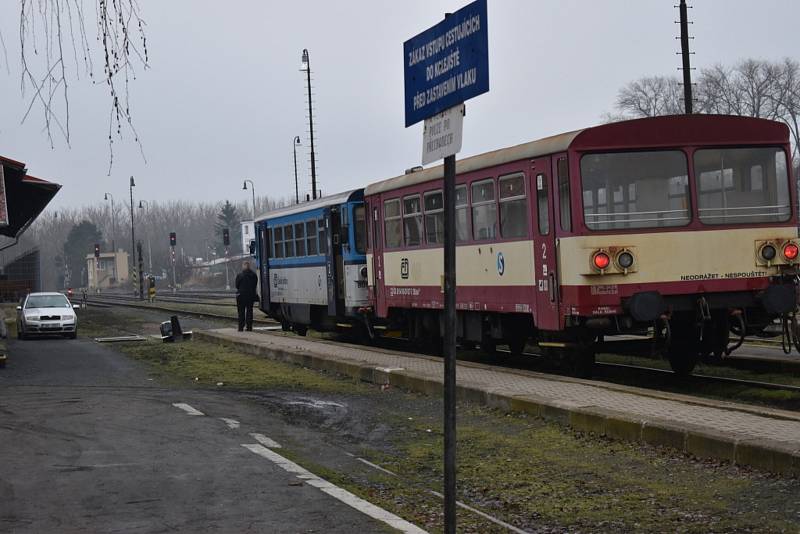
241 220 255 255
86 251 129 289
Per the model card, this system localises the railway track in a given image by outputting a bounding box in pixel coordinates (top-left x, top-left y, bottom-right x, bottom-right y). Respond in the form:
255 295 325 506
87 295 800 401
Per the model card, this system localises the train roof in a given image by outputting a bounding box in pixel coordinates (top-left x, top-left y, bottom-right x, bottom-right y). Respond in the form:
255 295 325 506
255 189 363 223
364 129 582 196
364 114 790 196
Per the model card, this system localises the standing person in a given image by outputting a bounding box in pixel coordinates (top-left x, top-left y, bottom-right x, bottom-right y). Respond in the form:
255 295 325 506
235 261 259 332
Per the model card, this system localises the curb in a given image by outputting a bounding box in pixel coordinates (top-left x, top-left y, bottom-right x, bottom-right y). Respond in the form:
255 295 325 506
194 330 800 477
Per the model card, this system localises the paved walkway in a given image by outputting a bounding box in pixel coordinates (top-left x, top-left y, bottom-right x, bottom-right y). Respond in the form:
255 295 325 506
198 328 800 474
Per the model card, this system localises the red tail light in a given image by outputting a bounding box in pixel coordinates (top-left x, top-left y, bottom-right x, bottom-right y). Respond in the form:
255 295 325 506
593 252 611 270
783 242 799 260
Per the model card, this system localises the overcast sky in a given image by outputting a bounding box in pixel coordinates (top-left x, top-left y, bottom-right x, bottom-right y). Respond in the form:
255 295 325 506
1 0 799 210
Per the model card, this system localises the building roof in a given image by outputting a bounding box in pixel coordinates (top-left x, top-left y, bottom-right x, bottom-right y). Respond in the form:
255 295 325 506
0 156 61 238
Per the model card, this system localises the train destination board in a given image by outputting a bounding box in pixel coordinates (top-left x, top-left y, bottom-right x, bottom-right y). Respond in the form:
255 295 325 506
403 0 488 127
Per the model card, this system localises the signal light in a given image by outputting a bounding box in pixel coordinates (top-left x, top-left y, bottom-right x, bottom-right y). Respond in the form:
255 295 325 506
760 243 777 261
222 228 230 247
592 251 610 270
94 243 100 258
783 242 799 261
617 251 634 270
169 232 177 247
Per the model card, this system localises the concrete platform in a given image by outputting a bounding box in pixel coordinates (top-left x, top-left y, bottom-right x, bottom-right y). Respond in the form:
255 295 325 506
196 328 800 476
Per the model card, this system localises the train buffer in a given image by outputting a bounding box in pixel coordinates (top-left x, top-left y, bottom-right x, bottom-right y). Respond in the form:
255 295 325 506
196 327 800 476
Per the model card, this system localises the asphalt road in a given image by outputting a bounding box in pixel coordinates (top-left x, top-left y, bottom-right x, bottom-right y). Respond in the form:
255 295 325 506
0 337 398 534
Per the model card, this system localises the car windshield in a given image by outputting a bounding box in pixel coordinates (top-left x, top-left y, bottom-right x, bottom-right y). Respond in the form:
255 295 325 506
26 295 70 308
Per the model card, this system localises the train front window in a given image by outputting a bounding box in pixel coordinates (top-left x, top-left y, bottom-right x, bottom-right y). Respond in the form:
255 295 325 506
581 150 690 230
354 205 367 254
695 147 790 225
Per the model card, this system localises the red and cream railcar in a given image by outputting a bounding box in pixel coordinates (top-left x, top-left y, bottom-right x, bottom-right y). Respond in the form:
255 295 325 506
363 115 798 374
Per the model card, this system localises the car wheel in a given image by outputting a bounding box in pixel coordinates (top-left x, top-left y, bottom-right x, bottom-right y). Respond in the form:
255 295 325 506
17 326 27 340
67 330 78 340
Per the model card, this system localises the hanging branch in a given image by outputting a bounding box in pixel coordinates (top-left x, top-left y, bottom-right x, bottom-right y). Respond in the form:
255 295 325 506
16 0 148 171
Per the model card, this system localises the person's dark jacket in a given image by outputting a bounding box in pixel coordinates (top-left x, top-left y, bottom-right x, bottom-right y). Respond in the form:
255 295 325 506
235 269 259 302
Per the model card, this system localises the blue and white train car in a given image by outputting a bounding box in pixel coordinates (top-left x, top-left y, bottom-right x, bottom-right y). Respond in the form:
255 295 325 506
254 189 369 335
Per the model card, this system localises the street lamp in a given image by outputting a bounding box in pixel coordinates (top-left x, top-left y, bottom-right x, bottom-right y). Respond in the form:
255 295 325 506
103 192 117 282
242 179 257 221
138 200 153 274
300 49 317 200
293 136 301 204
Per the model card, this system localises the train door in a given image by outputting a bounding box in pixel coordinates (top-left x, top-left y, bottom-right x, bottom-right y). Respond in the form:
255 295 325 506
530 157 561 330
370 199 387 316
324 207 344 317
258 223 271 312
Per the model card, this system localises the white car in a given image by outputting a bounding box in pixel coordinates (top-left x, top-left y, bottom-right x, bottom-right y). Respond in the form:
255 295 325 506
17 292 79 340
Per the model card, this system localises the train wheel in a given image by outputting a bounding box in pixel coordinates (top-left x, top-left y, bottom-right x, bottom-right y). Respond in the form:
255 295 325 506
507 336 527 357
480 339 497 356
565 345 595 378
280 321 291 332
293 324 308 337
667 337 699 376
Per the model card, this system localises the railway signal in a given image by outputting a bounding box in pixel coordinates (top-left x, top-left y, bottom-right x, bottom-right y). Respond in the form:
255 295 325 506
222 228 230 247
169 232 176 247
94 243 100 258
403 2 489 532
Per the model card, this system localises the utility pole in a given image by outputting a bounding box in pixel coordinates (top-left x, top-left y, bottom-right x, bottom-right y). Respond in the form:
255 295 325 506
301 49 318 200
129 176 137 297
678 0 694 114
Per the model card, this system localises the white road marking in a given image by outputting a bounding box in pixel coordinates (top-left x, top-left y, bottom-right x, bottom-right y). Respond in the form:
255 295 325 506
220 418 240 429
356 457 397 477
172 403 204 416
250 433 282 448
429 490 532 534
242 443 427 534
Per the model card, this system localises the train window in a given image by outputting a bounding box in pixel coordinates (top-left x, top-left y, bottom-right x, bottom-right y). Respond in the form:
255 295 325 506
318 219 328 255
557 158 572 232
384 199 402 248
403 195 423 247
581 151 690 230
354 206 367 254
695 147 790 225
424 190 444 245
273 226 284 259
499 173 528 239
536 174 550 235
294 222 306 256
456 185 469 242
472 179 497 240
306 221 317 255
266 228 273 259
284 224 295 257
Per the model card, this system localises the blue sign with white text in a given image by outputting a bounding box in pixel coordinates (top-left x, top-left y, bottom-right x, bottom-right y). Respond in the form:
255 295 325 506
403 0 489 127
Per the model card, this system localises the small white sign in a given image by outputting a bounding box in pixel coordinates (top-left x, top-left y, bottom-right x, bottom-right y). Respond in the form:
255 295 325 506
421 104 464 165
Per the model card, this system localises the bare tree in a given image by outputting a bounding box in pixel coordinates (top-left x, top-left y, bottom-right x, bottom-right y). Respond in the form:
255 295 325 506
614 76 684 118
8 1 149 170
610 58 800 162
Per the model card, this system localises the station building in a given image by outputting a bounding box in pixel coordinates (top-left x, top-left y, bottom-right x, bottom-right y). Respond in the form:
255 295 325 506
85 251 130 289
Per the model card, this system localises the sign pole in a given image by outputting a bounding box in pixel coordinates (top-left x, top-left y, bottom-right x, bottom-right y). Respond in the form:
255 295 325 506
442 153 457 533
403 3 488 531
